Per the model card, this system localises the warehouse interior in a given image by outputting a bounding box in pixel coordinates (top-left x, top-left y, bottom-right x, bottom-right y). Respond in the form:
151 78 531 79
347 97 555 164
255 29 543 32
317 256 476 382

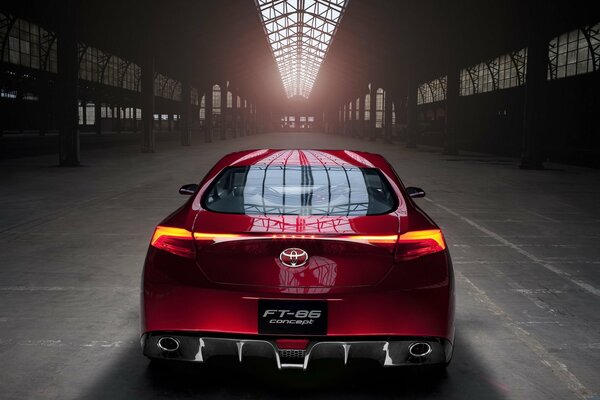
1 0 599 399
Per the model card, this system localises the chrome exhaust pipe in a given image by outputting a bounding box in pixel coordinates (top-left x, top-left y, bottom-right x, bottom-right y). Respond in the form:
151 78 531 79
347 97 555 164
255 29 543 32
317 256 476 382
157 336 180 352
408 342 432 357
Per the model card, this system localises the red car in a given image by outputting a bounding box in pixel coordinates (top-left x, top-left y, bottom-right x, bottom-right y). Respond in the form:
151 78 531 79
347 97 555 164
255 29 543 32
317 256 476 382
141 149 454 370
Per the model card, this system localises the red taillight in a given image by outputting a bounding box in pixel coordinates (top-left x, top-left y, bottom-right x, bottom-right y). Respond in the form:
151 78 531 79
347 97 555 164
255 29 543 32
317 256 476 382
150 226 195 258
394 229 446 262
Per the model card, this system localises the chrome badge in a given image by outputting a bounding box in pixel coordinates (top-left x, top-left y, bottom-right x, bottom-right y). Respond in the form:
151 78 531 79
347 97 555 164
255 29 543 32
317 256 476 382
279 248 309 268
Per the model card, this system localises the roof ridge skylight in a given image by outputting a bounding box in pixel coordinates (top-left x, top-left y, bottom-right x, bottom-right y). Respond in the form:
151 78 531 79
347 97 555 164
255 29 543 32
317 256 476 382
255 0 348 99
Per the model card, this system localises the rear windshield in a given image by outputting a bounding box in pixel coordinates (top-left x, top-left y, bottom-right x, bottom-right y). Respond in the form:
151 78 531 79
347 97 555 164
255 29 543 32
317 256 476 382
202 166 397 216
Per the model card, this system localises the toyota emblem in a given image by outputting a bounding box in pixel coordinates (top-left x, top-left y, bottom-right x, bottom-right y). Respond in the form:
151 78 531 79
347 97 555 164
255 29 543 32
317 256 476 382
279 248 309 268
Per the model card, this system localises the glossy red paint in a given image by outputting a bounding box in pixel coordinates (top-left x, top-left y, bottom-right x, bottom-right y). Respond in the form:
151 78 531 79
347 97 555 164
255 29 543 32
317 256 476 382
141 150 454 353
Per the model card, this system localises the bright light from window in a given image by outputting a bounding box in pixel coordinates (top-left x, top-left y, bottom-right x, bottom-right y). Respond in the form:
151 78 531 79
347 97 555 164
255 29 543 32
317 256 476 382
256 0 348 99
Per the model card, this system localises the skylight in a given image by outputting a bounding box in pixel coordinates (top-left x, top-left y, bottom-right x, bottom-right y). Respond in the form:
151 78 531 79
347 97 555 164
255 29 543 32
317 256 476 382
256 0 348 99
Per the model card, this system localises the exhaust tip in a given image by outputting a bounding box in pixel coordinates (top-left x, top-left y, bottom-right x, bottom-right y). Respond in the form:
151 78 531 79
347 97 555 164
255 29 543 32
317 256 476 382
157 336 180 352
408 342 432 357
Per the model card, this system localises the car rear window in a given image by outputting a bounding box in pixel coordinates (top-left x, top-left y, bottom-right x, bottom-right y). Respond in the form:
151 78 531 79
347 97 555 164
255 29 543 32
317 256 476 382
202 166 397 216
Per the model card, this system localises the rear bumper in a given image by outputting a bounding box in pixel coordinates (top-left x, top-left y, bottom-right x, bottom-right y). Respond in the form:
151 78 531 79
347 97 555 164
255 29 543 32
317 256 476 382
142 282 454 340
142 332 453 370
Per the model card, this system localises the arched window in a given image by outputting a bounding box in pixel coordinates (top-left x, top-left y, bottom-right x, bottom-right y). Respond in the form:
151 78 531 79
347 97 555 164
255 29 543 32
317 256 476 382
199 94 206 120
392 101 396 126
190 88 199 106
364 93 371 121
375 88 385 128
212 84 221 115
227 91 233 108
348 101 353 120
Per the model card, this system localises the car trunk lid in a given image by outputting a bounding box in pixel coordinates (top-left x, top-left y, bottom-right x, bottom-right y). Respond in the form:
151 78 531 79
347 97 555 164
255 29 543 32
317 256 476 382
193 212 399 290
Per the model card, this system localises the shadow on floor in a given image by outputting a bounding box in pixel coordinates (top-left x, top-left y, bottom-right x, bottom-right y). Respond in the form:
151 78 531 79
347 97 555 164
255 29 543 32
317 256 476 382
81 331 508 400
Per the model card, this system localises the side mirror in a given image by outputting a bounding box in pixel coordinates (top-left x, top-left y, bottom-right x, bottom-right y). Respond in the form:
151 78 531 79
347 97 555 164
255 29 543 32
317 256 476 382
406 186 426 198
179 184 199 195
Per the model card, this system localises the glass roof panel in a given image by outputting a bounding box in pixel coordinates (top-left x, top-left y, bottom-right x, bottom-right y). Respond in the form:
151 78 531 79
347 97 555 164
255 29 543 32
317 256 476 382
256 0 348 98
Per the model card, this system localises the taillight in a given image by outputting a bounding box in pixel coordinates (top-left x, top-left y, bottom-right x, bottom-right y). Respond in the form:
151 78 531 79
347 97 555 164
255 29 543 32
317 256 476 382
394 229 446 262
150 226 195 258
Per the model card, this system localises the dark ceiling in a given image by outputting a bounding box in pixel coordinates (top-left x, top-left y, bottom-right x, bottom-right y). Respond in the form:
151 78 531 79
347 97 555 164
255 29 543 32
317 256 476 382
4 0 599 114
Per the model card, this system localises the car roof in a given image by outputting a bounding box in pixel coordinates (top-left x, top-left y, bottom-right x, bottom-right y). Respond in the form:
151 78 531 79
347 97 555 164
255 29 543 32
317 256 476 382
221 149 390 170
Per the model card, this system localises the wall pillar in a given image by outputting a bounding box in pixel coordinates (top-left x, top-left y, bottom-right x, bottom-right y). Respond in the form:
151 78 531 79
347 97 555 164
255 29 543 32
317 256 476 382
57 1 80 166
141 53 155 152
444 64 460 154
94 99 102 135
231 89 238 138
180 79 191 146
406 74 418 148
369 88 376 141
520 2 547 169
205 84 213 143
384 90 392 144
220 83 227 140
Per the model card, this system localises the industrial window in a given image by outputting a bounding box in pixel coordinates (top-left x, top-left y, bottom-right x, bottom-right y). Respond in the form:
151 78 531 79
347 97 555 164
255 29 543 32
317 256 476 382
548 22 599 79
122 63 140 91
375 88 385 128
497 49 527 89
255 0 348 98
79 46 100 82
171 81 182 101
103 56 119 87
154 74 181 100
355 98 359 119
348 101 353 120
237 95 241 108
199 94 206 121
391 101 396 126
101 106 113 118
154 74 167 97
417 76 446 105
364 93 371 121
479 62 495 93
78 103 95 125
1 89 17 99
227 91 233 108
212 84 221 115
1 14 57 73
460 48 527 96
460 68 475 96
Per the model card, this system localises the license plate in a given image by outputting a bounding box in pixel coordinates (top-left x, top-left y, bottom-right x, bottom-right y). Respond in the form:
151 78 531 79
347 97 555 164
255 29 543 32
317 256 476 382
258 299 327 335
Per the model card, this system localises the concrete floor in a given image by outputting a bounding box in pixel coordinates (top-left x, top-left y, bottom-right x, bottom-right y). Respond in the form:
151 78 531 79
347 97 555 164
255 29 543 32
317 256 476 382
1 132 599 400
